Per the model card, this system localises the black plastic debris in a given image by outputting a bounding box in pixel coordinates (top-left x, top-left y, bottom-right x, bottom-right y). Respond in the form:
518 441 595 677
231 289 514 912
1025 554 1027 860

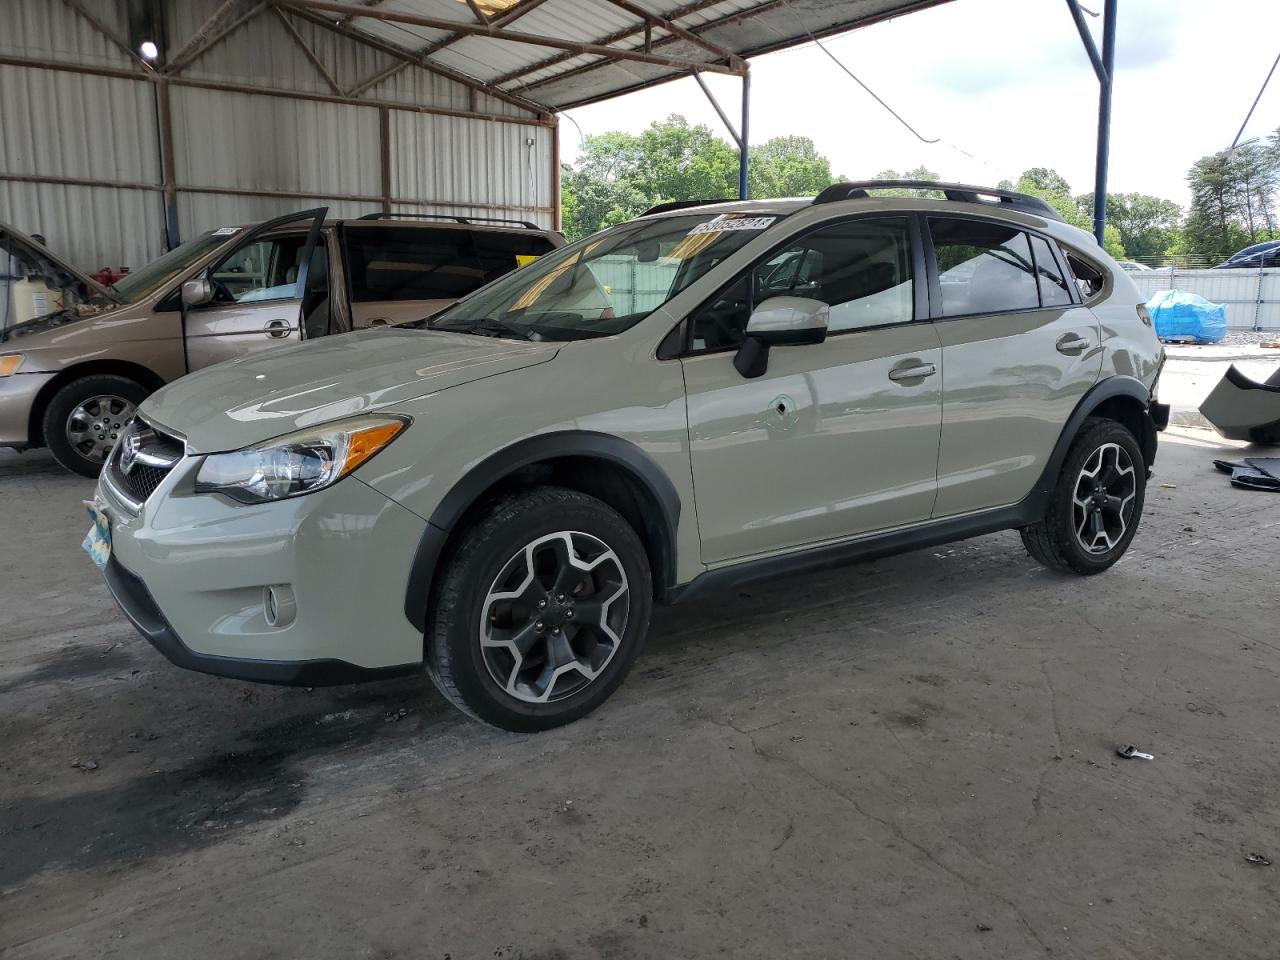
1213 458 1280 492
1200 365 1280 444
1245 853 1272 866
1116 744 1154 760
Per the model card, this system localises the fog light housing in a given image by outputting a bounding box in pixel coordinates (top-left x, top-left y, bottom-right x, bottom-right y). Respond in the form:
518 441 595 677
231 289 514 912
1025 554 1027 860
263 584 296 628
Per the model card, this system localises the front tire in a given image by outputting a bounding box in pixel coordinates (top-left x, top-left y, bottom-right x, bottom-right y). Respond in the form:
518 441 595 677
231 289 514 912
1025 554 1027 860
425 486 653 731
42 375 148 477
1021 417 1146 575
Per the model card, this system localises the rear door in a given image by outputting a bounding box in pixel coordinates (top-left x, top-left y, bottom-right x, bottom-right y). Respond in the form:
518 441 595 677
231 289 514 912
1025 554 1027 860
341 223 558 328
928 217 1103 517
343 224 481 328
184 208 326 371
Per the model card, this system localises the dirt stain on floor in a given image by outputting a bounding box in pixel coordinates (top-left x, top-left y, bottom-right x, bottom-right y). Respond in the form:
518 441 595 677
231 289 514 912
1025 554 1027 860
1 705 402 886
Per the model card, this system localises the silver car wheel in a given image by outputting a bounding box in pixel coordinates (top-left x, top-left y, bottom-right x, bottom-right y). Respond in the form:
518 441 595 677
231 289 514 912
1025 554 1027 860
479 530 629 704
1072 441 1136 555
66 395 136 464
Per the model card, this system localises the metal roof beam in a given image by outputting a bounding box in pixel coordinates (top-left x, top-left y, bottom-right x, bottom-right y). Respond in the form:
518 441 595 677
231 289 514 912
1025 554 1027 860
1065 0 1107 84
166 0 270 74
273 7 346 95
491 0 728 88
349 0 554 98
0 52 553 127
60 0 154 73
287 6 554 116
604 0 745 71
278 0 745 76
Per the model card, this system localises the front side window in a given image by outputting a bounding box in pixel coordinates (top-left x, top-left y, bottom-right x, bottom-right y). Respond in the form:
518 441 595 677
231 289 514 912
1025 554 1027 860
112 231 231 304
212 234 312 303
429 212 782 341
930 219 1038 316
689 217 914 350
1030 235 1073 307
344 226 484 302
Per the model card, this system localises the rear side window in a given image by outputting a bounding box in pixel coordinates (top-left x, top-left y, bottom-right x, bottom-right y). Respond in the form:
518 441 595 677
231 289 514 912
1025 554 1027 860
1030 235 1073 307
472 231 557 284
343 226 483 302
929 218 1038 316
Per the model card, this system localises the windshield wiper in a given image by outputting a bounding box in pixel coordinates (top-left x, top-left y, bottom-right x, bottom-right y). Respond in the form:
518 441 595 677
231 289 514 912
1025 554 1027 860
432 318 536 341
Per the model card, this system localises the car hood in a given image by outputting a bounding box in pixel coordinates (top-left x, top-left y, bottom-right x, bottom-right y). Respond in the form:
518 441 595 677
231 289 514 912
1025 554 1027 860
139 329 559 453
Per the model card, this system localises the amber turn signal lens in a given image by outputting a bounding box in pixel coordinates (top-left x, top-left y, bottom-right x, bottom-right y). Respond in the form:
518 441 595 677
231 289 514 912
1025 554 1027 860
339 420 406 478
0 355 24 377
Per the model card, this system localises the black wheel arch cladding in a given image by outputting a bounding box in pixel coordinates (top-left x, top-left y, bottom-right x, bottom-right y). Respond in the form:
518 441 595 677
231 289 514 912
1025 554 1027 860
403 431 681 633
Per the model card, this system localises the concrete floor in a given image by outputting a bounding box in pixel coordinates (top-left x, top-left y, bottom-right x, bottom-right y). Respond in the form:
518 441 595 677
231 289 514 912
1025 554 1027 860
2 427 1278 959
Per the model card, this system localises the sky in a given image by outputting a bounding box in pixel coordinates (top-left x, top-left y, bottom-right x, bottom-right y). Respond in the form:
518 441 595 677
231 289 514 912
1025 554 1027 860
561 0 1280 209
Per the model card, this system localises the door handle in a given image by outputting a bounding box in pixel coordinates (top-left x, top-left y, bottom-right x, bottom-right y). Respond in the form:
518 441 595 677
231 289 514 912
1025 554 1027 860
888 362 937 383
1056 333 1090 354
264 319 291 339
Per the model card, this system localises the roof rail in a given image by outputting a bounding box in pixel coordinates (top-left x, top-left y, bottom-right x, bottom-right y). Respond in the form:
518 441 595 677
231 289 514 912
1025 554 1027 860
357 211 541 229
641 199 733 217
812 180 1062 222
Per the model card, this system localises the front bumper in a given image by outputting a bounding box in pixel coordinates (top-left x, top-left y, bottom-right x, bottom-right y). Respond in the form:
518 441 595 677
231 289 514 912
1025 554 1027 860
103 555 418 685
0 372 56 448
97 455 429 683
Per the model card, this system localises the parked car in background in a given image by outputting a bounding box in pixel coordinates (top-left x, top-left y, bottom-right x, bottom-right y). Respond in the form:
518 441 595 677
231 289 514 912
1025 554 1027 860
2 221 115 330
1116 260 1152 271
0 210 561 475
1212 240 1280 269
90 181 1167 731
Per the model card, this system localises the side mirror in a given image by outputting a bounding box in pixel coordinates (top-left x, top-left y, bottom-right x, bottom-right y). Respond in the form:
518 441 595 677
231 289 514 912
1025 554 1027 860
181 276 214 308
734 297 829 378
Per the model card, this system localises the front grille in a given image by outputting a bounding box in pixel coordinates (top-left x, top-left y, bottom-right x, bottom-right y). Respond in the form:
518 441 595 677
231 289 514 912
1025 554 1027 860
107 417 185 505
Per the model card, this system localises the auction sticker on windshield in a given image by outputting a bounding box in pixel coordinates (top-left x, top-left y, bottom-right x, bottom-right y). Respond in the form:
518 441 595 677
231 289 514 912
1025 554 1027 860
688 215 776 235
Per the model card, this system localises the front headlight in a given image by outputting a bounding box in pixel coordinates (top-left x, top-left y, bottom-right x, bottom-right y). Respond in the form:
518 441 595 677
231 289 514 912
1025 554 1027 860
0 354 25 377
194 415 409 503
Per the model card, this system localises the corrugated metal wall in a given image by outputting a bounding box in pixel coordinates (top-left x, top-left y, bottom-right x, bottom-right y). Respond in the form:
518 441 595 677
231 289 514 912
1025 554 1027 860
1129 268 1280 331
0 0 556 272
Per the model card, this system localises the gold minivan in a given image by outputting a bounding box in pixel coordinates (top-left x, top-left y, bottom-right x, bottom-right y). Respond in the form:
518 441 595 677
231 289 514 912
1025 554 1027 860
0 209 561 475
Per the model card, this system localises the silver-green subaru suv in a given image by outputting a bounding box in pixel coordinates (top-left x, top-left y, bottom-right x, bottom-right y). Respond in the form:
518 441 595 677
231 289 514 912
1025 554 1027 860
89 182 1168 731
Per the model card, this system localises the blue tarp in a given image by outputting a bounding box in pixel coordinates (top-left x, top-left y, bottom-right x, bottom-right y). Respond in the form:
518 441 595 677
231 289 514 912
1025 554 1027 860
1146 288 1227 343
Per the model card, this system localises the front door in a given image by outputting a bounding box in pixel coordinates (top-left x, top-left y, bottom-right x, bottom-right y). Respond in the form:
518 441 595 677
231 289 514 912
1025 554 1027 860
184 208 326 370
681 217 943 564
926 217 1103 516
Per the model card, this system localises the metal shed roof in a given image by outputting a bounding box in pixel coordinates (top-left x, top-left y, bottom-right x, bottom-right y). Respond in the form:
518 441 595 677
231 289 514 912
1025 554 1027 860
281 0 954 112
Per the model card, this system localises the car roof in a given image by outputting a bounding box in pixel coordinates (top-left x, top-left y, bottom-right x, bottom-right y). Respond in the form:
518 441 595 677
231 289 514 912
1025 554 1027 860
636 190 1099 255
1230 239 1280 258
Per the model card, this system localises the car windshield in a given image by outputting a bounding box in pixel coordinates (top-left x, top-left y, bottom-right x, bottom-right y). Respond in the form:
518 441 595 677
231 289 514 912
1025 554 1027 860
110 230 236 303
428 211 782 340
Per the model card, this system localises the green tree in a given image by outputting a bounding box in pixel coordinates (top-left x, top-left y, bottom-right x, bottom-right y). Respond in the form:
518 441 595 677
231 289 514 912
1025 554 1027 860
749 135 837 199
1077 192 1183 261
868 165 942 196
1181 132 1280 261
558 116 843 239
1017 167 1073 197
1013 168 1125 257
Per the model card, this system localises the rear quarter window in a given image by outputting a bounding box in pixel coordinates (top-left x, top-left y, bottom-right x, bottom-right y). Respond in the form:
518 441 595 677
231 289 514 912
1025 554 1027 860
1064 250 1107 302
472 231 557 284
343 226 484 303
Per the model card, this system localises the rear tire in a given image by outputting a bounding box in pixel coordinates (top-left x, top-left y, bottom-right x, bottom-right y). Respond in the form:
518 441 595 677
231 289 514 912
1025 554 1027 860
425 486 653 732
42 375 148 478
1021 417 1146 575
